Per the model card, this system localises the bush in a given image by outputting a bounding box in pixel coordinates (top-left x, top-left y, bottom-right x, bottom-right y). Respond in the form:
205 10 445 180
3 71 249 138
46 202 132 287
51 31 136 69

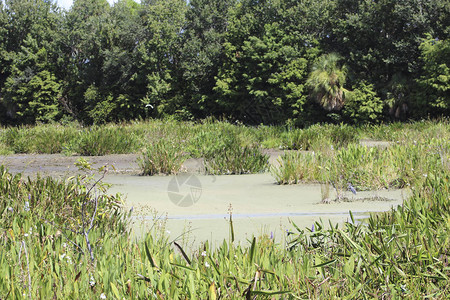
343 81 384 123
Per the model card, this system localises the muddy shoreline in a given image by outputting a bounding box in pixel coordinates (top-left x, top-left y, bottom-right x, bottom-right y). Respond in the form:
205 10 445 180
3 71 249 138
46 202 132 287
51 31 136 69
0 148 286 177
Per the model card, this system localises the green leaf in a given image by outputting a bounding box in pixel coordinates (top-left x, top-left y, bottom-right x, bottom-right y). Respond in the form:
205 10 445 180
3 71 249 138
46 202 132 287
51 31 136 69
251 290 291 296
249 237 256 264
110 282 120 299
170 262 195 271
313 259 336 268
174 242 191 265
144 241 157 269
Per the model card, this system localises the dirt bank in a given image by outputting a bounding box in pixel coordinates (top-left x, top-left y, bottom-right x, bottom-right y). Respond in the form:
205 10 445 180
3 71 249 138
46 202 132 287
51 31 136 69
0 148 286 177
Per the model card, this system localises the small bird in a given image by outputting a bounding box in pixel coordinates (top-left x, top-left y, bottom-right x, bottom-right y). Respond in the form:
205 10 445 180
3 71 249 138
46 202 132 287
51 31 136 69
145 104 154 109
348 183 357 195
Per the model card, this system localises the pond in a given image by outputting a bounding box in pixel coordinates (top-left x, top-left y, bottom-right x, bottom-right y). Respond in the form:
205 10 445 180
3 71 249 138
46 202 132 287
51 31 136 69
1 153 407 249
105 172 407 249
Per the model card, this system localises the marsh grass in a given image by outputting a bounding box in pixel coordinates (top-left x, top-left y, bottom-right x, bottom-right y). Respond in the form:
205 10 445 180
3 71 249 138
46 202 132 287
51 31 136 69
0 141 12 155
204 143 269 175
0 118 447 156
272 138 447 195
77 126 140 156
280 123 359 151
201 130 268 175
271 151 319 184
0 126 32 153
138 139 187 175
32 124 79 154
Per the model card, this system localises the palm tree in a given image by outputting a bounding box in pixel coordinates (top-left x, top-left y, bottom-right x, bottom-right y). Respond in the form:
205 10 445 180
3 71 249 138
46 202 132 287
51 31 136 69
306 53 348 111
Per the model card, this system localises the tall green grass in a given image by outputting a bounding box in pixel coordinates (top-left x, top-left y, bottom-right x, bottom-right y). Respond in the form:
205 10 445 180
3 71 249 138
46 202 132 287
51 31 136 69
77 126 140 156
272 138 448 192
138 139 187 175
0 118 448 155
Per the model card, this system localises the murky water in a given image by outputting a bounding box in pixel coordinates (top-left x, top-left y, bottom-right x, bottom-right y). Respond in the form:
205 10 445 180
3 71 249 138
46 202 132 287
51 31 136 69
1 153 406 249
105 173 407 249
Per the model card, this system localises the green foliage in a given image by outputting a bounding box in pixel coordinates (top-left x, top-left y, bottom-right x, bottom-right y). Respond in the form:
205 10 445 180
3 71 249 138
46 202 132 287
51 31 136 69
280 123 358 151
178 0 235 118
1 0 448 125
185 122 269 174
138 0 186 117
203 139 269 175
306 53 349 111
329 0 448 99
272 136 447 193
0 126 33 153
77 126 140 156
214 0 318 124
30 124 79 154
2 36 61 123
343 81 384 123
84 86 117 124
415 36 450 115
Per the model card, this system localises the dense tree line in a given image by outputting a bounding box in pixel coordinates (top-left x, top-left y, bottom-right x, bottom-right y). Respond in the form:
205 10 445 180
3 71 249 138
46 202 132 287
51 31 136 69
0 0 448 126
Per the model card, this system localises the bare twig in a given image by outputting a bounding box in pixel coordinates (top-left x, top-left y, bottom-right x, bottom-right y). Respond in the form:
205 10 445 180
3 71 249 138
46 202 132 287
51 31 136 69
45 165 109 264
81 167 108 263
41 219 85 254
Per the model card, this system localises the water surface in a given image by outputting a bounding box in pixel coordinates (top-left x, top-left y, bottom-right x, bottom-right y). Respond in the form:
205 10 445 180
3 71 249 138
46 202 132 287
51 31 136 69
106 173 406 248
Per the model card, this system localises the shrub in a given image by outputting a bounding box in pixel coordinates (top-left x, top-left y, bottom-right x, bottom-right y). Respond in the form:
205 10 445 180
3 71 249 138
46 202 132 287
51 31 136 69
343 81 384 123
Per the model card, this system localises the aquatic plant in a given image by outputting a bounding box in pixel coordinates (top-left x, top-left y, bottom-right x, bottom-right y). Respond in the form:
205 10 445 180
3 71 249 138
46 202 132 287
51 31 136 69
0 118 447 157
201 131 269 175
138 139 187 175
271 138 446 193
204 143 269 175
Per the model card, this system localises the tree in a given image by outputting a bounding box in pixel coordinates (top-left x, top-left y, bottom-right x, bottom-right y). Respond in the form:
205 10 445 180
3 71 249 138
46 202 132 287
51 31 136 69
0 0 62 124
343 81 383 123
214 0 320 124
0 2 8 122
137 0 186 118
99 0 146 121
55 0 110 122
306 53 348 111
414 36 450 116
176 0 236 118
328 0 449 108
2 36 61 123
